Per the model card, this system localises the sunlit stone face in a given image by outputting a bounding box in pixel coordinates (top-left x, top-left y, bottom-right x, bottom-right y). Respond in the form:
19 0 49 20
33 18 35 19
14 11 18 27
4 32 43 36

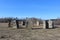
48 20 53 28
11 20 17 28
43 20 46 29
43 20 54 29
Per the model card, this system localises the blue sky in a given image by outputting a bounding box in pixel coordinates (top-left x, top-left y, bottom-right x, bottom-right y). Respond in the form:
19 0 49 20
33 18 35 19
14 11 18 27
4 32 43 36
0 0 60 19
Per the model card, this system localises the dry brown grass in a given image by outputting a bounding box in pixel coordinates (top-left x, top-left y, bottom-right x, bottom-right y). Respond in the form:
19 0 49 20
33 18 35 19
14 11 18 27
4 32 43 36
0 27 60 40
0 23 8 28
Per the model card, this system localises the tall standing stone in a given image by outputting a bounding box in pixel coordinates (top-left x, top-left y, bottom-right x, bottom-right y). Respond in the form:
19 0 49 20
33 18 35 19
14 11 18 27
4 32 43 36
43 20 46 29
27 20 33 29
48 20 54 28
36 21 39 26
43 20 49 29
11 20 17 28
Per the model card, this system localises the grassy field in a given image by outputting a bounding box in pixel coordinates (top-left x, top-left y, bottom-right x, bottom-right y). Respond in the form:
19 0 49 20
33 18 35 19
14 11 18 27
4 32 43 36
0 27 60 40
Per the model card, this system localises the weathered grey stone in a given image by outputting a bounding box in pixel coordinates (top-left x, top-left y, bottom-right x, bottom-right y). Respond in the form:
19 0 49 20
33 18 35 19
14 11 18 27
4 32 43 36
27 20 33 29
11 20 17 28
36 21 39 26
43 20 54 29
43 20 46 29
48 20 54 29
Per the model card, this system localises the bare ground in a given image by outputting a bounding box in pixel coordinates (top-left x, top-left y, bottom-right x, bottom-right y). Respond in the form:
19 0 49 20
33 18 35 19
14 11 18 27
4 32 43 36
0 28 60 40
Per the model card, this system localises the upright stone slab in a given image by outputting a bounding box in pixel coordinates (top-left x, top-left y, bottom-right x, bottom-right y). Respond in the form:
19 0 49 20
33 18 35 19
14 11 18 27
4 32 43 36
48 20 54 28
43 20 46 29
17 20 27 28
43 20 49 29
36 21 39 26
12 20 17 28
27 20 33 29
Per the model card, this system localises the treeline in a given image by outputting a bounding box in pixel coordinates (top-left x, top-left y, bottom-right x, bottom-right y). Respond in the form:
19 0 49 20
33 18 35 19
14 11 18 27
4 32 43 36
0 17 16 23
0 17 43 23
0 17 60 25
53 18 60 25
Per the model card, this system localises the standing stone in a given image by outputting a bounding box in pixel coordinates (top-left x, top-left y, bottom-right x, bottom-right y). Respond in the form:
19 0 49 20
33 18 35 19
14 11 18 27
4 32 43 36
48 20 54 28
27 20 33 29
43 20 49 29
36 21 39 26
12 20 17 28
43 20 46 29
18 20 27 28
